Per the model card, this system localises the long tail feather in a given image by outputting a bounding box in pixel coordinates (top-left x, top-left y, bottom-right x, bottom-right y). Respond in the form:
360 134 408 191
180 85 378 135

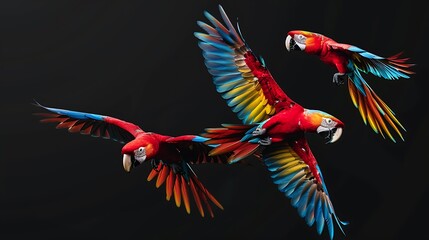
199 189 215 218
189 180 205 217
156 165 169 188
166 169 175 201
174 174 182 207
348 76 405 142
202 124 262 163
181 175 191 214
147 161 223 217
191 174 224 210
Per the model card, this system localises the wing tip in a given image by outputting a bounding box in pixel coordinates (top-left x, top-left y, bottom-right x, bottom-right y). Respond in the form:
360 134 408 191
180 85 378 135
32 99 46 109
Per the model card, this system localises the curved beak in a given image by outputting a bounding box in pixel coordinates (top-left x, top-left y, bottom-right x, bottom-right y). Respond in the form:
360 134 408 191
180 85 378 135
123 154 132 172
122 147 147 172
317 127 343 144
285 35 306 51
285 35 292 51
330 127 343 143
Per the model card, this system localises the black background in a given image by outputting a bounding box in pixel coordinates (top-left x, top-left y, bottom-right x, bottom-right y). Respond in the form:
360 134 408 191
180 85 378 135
2 1 428 240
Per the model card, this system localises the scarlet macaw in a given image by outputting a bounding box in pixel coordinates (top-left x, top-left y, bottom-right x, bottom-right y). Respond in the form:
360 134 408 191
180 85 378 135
285 30 414 142
33 101 225 218
194 5 348 239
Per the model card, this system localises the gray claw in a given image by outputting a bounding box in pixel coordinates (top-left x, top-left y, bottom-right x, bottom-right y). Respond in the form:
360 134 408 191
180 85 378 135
333 73 347 85
252 128 266 136
258 137 272 146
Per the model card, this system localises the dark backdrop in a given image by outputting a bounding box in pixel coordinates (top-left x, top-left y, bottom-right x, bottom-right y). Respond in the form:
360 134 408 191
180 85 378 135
2 1 428 240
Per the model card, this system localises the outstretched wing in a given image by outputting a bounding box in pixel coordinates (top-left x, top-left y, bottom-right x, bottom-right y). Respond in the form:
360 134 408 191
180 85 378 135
327 42 414 80
263 139 348 240
34 101 142 144
146 135 227 218
146 159 224 218
195 5 296 125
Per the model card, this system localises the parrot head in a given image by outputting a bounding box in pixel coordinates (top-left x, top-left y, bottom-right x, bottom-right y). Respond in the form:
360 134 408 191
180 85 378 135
301 109 344 144
285 30 324 54
121 134 158 172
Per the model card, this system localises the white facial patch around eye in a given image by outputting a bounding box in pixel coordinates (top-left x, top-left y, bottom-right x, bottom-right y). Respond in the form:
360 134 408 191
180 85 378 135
134 147 146 163
295 34 307 44
322 118 336 128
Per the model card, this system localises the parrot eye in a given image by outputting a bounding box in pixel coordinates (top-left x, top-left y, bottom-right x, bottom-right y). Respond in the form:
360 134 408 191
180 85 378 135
138 147 144 152
323 118 336 127
322 118 335 127
295 34 307 43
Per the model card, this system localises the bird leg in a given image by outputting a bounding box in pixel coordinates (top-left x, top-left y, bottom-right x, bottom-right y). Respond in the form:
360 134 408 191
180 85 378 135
258 137 272 146
332 73 347 85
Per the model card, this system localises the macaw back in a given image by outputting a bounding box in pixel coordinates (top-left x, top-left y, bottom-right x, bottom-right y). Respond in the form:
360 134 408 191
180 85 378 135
305 35 350 73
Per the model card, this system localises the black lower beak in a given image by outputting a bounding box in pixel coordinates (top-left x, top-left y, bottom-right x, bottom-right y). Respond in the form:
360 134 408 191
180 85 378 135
319 130 331 144
289 38 298 50
318 128 338 144
319 127 343 144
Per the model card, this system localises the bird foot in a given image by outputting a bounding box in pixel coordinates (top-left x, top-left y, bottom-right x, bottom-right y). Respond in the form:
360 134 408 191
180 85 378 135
252 127 266 136
332 73 347 85
258 137 272 146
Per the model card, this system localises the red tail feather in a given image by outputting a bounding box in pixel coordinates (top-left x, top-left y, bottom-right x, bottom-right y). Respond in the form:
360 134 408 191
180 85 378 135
156 165 169 188
181 175 191 214
189 180 204 217
174 175 182 207
166 170 175 201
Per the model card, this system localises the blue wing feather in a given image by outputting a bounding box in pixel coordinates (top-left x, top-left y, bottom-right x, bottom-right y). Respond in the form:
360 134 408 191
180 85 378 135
195 5 279 125
36 103 105 121
33 101 136 144
263 143 348 240
346 45 413 80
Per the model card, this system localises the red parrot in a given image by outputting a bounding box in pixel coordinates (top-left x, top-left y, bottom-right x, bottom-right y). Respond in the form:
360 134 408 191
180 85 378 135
33 101 226 218
194 5 348 239
285 30 414 142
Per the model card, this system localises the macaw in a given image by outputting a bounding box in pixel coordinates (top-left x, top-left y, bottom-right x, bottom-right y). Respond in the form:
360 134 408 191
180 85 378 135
33 101 226 218
285 30 414 142
194 5 348 239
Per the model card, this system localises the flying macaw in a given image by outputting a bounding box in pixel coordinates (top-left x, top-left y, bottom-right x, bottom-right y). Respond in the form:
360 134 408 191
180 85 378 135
194 5 348 239
33 101 226 218
285 30 414 142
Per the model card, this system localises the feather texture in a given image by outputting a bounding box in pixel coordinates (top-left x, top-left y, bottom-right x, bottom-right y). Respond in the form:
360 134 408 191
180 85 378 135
347 75 405 142
263 142 348 240
146 162 224 217
33 102 139 144
195 5 295 125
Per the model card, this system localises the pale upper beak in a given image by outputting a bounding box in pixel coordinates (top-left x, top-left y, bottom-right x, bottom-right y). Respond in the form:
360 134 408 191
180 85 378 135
317 126 343 144
122 146 147 172
285 35 292 51
330 127 343 143
123 154 133 172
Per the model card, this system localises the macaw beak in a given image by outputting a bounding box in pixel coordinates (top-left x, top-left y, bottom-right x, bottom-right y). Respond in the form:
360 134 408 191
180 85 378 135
285 35 305 51
123 154 133 172
122 147 147 172
285 35 292 51
317 126 343 144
